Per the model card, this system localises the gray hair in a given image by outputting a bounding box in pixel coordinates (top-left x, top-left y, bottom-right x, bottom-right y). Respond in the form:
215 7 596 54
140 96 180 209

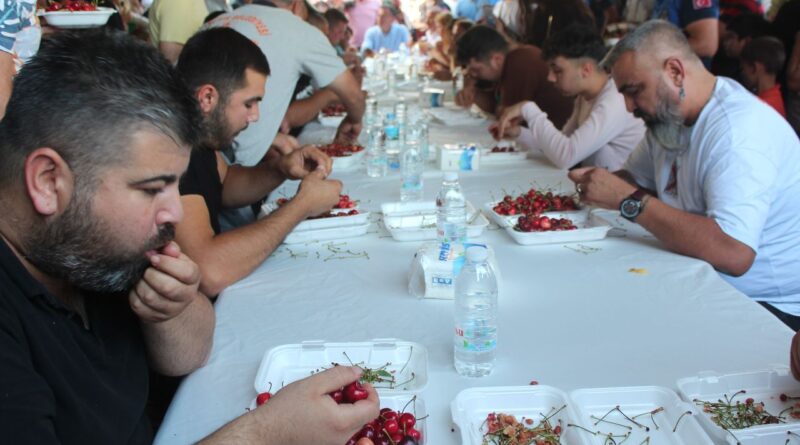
601 20 701 71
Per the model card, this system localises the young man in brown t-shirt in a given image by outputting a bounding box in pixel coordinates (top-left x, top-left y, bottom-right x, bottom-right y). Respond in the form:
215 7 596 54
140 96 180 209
454 25 573 129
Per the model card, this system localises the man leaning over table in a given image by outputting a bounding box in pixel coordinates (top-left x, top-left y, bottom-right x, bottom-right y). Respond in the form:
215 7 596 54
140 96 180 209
174 28 342 297
0 28 378 444
206 1 365 168
453 25 574 129
568 20 800 330
490 24 646 171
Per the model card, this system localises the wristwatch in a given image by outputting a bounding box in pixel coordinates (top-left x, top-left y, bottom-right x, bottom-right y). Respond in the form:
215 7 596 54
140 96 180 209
619 189 651 222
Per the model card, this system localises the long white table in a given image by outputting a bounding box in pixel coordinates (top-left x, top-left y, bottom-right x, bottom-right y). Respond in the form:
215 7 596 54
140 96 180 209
154 117 794 445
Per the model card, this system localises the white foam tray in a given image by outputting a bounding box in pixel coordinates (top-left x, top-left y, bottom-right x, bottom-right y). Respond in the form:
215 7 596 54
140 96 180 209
677 367 800 444
283 221 369 244
260 202 370 231
484 200 583 228
482 140 528 164
39 7 115 28
503 210 612 246
254 339 428 395
569 386 713 445
381 201 488 241
331 148 365 170
318 113 346 127
451 385 585 445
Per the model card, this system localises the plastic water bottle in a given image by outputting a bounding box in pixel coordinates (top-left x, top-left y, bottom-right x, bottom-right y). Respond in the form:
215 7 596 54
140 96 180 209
454 245 498 377
384 113 401 170
400 136 423 201
366 123 387 177
436 172 467 244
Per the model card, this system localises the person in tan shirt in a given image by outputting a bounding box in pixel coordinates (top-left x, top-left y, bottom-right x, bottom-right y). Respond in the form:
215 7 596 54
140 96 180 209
453 25 573 129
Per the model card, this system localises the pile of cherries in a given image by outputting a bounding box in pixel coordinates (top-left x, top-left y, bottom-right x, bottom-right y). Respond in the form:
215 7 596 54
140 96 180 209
514 215 577 233
322 103 347 116
489 145 516 153
44 0 98 11
346 407 423 445
320 143 365 158
492 189 579 217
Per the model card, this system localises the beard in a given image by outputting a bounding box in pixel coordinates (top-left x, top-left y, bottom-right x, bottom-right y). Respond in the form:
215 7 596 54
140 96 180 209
634 81 688 152
23 189 176 294
203 101 247 151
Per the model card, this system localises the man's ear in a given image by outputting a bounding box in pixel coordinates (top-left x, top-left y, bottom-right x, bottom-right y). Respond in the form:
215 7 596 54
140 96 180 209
195 84 220 115
663 56 686 89
24 148 74 217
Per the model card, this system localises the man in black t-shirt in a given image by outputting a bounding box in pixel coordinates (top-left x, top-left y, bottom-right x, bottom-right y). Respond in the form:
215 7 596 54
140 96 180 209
0 28 377 445
175 28 344 298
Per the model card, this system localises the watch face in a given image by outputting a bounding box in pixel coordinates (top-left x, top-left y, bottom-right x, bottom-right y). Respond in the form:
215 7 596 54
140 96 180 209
621 199 641 218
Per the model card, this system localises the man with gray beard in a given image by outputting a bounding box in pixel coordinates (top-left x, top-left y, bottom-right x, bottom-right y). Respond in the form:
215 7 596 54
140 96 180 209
568 20 800 330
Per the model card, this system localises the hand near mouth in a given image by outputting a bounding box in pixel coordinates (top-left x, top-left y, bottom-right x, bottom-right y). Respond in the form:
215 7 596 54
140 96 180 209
129 241 205 323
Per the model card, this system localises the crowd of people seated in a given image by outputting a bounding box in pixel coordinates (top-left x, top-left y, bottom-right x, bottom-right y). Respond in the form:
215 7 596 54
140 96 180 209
0 0 799 443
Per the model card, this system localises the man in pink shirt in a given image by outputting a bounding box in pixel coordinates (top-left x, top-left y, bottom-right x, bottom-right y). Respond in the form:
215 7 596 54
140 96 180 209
347 0 380 48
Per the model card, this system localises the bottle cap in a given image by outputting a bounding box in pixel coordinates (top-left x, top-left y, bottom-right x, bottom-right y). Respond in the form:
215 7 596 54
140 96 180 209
443 172 459 182
465 246 488 262
387 113 395 119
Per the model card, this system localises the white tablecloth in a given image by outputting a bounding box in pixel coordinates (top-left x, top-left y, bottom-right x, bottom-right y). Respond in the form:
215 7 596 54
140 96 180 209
154 114 793 445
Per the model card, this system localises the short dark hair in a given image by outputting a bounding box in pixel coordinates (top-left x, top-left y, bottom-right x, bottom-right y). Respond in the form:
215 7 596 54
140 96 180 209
0 28 200 189
455 25 509 66
741 36 786 75
177 28 270 101
324 8 348 26
727 13 771 40
542 24 607 64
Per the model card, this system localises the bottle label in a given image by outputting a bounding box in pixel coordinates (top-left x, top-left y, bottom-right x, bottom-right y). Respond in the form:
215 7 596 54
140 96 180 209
401 175 422 191
455 325 497 352
385 126 399 140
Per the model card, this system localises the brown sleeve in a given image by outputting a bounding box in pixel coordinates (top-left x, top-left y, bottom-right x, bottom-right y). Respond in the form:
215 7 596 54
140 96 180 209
499 48 542 108
792 330 800 380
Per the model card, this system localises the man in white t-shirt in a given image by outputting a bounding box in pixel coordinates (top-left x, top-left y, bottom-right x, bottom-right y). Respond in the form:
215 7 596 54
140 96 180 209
490 24 645 171
208 1 365 166
568 20 800 329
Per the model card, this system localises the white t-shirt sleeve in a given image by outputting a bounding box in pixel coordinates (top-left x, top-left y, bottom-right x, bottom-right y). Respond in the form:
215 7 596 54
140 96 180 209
300 25 346 89
703 145 777 253
621 134 657 190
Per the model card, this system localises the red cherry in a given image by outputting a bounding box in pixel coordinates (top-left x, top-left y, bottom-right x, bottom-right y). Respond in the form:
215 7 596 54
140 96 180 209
329 389 344 404
256 392 271 406
383 418 399 435
407 428 422 440
344 381 368 403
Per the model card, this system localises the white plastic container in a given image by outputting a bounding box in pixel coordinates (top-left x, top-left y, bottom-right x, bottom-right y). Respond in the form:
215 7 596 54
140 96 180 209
451 385 584 445
677 367 800 444
482 140 528 164
503 211 612 246
318 113 346 127
484 200 583 228
254 339 428 394
569 386 713 445
282 221 369 244
381 201 489 241
330 148 366 171
259 202 370 232
39 7 115 28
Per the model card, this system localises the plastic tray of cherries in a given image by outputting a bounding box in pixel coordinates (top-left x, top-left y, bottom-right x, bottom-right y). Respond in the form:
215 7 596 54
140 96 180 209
319 143 366 170
259 194 371 244
319 103 347 127
252 339 429 445
481 140 527 164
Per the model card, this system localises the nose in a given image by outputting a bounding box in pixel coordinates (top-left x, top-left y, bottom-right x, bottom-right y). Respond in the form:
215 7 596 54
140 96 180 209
546 70 556 83
249 106 260 123
155 187 184 226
